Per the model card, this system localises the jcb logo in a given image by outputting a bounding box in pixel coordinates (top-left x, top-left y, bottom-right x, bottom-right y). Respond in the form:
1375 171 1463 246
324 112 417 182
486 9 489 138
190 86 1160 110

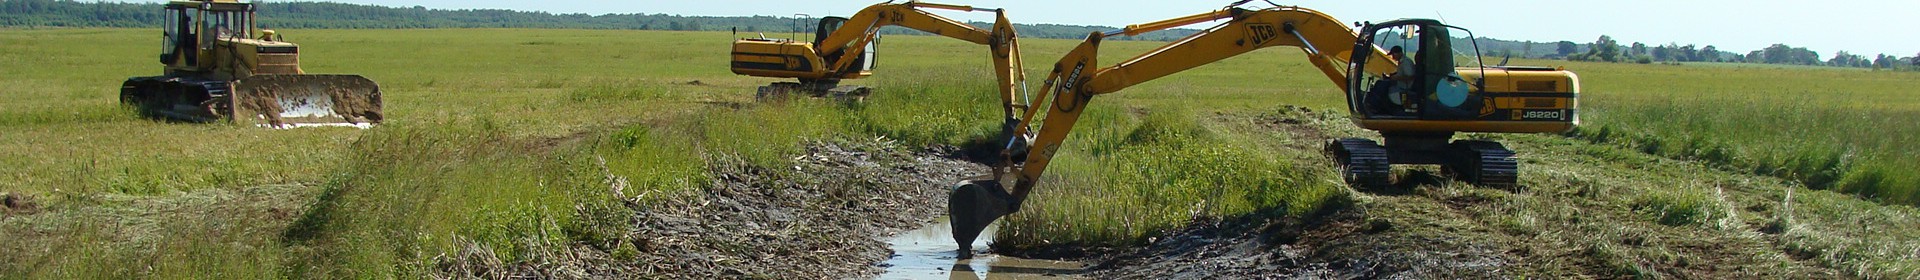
1478 97 1496 117
1247 24 1278 46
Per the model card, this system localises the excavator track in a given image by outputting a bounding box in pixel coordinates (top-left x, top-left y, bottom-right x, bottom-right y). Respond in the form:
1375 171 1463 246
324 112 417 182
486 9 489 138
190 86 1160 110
756 82 870 103
1327 138 1392 187
1448 140 1518 188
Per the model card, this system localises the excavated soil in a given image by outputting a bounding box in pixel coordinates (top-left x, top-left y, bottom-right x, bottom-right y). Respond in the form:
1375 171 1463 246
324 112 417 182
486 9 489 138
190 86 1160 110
478 140 987 278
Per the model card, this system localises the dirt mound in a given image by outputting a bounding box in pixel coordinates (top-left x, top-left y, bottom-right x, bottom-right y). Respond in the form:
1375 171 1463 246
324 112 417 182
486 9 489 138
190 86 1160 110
497 139 986 278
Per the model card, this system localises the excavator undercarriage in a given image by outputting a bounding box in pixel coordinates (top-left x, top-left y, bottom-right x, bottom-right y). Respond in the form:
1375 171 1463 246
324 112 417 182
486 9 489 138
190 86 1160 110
754 80 871 102
1326 135 1518 189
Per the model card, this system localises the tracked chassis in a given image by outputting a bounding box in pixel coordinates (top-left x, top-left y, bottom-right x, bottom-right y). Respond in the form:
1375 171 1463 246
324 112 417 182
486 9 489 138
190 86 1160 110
1326 136 1518 188
755 81 872 103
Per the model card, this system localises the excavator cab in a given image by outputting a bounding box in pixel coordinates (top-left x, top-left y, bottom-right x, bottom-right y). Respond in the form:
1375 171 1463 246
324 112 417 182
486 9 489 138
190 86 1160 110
814 17 846 46
1342 19 1576 134
814 16 878 77
1347 20 1487 121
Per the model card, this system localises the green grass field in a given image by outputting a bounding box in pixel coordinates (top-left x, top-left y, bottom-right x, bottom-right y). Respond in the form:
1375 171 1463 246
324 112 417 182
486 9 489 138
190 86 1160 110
1 28 1915 278
1566 61 1920 205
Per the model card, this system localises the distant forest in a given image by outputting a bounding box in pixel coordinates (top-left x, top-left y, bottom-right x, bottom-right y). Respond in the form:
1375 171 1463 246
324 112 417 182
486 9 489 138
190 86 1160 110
0 0 1199 40
5 0 1915 69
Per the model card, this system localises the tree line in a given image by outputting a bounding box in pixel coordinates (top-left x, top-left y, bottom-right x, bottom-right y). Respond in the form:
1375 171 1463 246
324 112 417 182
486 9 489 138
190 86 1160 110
0 0 1198 41
5 0 1909 69
1550 35 1917 70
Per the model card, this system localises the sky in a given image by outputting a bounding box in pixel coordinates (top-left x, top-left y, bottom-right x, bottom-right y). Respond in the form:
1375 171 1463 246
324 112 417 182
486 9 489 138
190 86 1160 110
131 0 1920 56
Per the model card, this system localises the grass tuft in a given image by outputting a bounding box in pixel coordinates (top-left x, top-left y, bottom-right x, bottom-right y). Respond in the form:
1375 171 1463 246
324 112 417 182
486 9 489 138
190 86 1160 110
1632 182 1731 227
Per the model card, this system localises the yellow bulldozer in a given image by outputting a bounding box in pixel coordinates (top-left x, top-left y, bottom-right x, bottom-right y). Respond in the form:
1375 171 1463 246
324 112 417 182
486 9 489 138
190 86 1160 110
120 0 382 128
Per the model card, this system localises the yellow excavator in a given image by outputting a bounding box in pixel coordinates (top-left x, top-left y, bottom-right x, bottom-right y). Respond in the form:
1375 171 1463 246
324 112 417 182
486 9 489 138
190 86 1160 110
729 0 1028 108
121 0 382 128
946 4 1579 256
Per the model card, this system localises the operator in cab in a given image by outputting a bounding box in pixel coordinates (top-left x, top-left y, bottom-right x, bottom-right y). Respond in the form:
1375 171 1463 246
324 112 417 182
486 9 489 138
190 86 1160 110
1368 46 1416 115
1389 46 1416 109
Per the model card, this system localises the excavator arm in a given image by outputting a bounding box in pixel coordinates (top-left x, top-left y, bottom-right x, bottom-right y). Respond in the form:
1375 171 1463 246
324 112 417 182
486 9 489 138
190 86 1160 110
947 5 1396 257
813 2 997 74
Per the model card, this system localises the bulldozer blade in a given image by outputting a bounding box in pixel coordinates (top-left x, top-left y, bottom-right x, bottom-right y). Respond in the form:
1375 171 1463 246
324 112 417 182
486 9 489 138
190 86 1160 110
231 74 383 128
949 179 1013 259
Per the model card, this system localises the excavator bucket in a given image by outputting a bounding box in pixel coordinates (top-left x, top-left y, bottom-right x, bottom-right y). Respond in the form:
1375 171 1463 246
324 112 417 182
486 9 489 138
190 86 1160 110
948 179 1014 259
231 74 383 128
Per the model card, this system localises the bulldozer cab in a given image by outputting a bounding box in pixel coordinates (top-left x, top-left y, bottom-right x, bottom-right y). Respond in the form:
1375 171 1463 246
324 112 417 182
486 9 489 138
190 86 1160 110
160 0 258 73
1347 19 1487 120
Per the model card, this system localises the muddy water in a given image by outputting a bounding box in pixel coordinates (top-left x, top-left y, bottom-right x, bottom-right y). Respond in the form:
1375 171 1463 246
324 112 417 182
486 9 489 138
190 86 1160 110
260 122 375 129
879 217 1084 279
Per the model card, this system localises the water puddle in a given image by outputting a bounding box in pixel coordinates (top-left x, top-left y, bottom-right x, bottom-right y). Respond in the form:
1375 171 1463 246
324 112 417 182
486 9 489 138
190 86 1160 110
258 122 375 129
879 217 1084 279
